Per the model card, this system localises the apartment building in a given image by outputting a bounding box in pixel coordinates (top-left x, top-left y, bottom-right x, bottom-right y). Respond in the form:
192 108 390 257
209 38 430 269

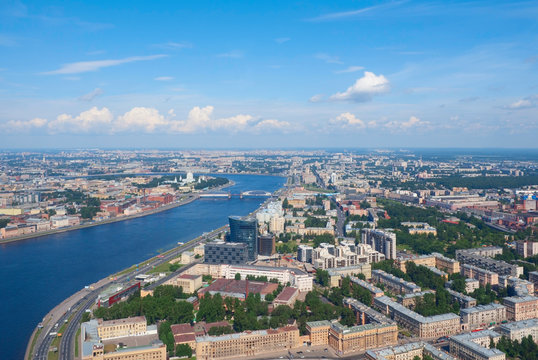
457 251 522 277
371 270 422 294
516 241 538 258
503 296 538 321
462 264 499 286
366 342 457 360
306 320 398 355
373 296 460 338
397 291 436 309
446 288 477 309
460 303 507 330
83 342 166 360
498 319 538 342
361 229 397 260
448 331 505 360
350 277 384 299
96 316 147 340
432 253 461 274
195 325 300 360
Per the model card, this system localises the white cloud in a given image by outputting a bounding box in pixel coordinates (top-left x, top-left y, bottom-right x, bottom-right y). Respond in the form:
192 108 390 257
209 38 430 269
309 94 324 103
306 1 405 21
2 106 294 135
330 112 365 128
1 118 47 132
43 55 167 75
217 50 244 59
154 76 174 81
253 119 291 132
115 107 168 133
506 97 535 109
383 116 430 131
315 53 343 64
153 42 191 50
335 66 365 74
47 107 113 133
78 88 103 101
329 71 390 102
275 37 290 44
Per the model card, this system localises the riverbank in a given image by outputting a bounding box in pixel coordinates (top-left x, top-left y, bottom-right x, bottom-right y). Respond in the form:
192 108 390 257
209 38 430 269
0 181 234 245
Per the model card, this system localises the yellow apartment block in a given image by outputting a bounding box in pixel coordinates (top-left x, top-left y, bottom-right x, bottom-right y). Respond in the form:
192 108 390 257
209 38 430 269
195 325 300 360
84 342 167 360
307 320 398 355
97 316 147 340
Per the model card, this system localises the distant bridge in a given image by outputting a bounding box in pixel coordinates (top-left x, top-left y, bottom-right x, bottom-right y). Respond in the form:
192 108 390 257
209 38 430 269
200 190 273 199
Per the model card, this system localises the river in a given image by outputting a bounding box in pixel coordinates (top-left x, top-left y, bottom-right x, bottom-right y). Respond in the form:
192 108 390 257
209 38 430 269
0 174 286 359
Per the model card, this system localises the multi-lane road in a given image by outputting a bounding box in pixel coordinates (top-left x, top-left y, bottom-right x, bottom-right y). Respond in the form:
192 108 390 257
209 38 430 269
31 225 226 360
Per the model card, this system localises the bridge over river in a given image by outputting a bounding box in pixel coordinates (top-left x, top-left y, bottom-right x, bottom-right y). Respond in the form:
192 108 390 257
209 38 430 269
199 190 273 199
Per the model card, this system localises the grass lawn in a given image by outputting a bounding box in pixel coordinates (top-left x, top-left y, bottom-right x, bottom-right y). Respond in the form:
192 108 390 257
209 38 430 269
27 327 42 360
74 328 81 357
148 262 172 274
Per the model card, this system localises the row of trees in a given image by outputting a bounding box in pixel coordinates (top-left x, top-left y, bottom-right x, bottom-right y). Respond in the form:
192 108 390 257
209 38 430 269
93 285 194 325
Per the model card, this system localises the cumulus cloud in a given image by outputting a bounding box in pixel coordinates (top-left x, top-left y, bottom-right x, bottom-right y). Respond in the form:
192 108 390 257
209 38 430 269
42 55 167 75
115 107 168 133
329 71 390 102
1 118 47 132
2 106 294 135
383 116 430 131
330 112 366 128
253 119 292 132
47 107 113 133
78 88 103 101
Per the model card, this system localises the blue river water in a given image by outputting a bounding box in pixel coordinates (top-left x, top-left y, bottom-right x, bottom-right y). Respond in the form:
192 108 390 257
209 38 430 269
0 174 285 359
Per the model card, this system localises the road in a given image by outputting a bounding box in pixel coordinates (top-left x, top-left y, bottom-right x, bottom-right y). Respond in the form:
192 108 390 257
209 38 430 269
334 200 345 238
31 225 226 360
30 185 278 360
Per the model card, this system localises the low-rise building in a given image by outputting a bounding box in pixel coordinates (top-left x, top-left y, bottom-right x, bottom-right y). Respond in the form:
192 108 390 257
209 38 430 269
498 319 538 342
448 330 505 360
503 295 538 321
273 286 299 307
432 253 461 274
460 303 507 330
164 273 203 293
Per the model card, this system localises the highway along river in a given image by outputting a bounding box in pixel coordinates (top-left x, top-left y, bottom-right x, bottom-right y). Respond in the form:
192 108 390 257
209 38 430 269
0 174 286 359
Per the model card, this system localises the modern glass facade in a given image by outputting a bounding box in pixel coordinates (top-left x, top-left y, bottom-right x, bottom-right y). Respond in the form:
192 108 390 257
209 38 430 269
229 216 258 261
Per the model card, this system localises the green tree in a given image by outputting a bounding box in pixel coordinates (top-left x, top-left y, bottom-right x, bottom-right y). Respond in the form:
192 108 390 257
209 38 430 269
175 343 193 358
235 272 241 280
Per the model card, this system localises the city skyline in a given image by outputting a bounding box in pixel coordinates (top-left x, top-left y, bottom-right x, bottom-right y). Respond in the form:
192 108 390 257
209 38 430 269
1 0 537 148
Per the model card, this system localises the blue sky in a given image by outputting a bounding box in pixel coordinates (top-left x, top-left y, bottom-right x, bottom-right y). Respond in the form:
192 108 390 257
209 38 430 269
0 0 537 148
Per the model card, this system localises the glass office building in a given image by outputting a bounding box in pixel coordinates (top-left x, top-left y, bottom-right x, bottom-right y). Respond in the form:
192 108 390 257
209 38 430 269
229 216 258 261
